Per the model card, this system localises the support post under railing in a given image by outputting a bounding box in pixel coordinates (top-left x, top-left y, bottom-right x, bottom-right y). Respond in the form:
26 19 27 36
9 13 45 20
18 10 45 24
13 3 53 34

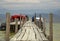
34 13 36 24
49 13 53 41
21 18 24 27
20 16 21 28
15 18 18 33
6 12 10 41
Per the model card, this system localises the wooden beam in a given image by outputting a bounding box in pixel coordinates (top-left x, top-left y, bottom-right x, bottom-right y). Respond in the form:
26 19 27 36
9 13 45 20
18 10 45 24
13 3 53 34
15 18 18 33
49 13 53 41
6 12 10 41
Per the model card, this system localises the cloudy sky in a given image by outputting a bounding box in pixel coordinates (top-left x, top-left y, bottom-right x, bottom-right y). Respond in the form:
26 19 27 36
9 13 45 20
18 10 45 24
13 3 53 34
0 0 60 14
0 0 60 23
0 0 60 9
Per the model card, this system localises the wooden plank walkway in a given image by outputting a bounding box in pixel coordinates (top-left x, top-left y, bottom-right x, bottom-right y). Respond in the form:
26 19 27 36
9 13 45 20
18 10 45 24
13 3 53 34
10 20 48 41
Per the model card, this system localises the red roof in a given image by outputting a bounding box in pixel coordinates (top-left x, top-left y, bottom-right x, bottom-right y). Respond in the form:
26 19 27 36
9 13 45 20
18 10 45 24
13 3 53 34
11 14 26 19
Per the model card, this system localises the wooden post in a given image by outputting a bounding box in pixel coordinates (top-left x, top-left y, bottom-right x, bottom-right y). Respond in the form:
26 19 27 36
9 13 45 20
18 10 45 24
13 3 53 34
21 18 24 27
6 12 10 41
22 18 24 26
25 17 27 23
39 14 41 29
15 18 18 33
49 13 53 41
43 18 46 36
26 15 28 21
20 16 21 28
23 18 26 24
34 13 36 24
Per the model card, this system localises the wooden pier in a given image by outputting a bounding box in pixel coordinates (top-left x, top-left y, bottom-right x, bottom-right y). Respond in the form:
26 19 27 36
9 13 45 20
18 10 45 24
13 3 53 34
10 20 48 41
5 13 53 41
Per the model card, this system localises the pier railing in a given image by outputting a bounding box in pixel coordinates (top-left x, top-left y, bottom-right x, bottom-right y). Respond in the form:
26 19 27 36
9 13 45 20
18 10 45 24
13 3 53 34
34 13 53 41
5 13 27 41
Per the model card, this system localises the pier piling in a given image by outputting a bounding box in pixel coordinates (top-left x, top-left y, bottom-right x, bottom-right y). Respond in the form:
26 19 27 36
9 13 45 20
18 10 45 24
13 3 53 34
20 15 21 28
49 13 53 41
6 12 10 41
34 13 36 24
15 18 18 33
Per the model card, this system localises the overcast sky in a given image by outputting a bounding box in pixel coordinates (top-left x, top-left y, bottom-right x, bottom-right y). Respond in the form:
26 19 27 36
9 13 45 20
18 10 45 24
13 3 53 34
0 0 60 23
0 0 60 10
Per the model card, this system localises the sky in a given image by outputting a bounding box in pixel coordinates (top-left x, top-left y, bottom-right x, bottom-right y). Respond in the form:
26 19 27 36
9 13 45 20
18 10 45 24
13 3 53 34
0 0 60 23
0 0 60 9
0 0 60 14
